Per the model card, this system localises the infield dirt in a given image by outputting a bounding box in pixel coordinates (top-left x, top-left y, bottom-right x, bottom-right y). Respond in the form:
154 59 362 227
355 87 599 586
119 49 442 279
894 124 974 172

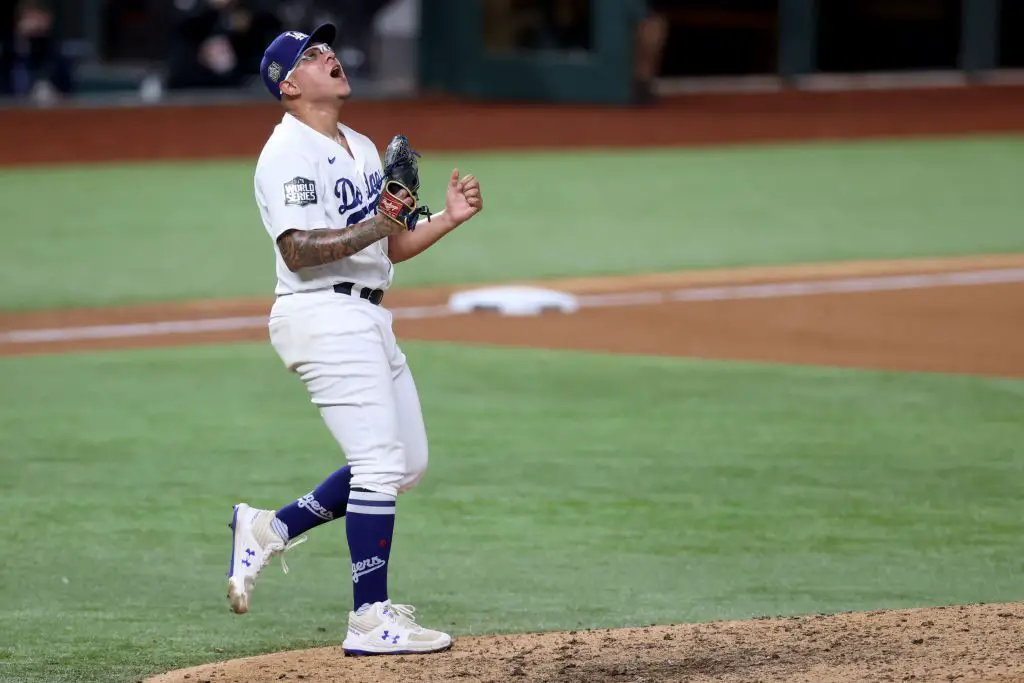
146 602 1024 683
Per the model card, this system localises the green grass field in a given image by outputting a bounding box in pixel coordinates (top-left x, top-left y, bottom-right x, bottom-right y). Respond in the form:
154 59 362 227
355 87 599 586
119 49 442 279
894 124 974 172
1 342 1022 683
1 135 1023 310
2 134 1023 683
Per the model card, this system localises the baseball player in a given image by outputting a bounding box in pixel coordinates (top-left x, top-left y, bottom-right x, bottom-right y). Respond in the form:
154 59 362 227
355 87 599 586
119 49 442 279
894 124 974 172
225 23 483 656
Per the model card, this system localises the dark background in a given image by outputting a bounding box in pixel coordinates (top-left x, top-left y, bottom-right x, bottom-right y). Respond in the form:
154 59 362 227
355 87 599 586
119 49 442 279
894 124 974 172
648 0 1016 77
1 0 1020 101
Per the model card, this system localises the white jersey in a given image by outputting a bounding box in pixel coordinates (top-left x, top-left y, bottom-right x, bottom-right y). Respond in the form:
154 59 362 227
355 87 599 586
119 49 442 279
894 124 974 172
254 112 393 296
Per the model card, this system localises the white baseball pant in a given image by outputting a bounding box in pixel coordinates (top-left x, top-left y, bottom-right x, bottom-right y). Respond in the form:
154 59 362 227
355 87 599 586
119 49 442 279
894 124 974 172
268 289 428 496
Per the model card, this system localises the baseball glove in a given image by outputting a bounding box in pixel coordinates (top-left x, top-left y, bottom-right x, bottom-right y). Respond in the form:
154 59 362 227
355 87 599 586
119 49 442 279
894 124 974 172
376 134 431 231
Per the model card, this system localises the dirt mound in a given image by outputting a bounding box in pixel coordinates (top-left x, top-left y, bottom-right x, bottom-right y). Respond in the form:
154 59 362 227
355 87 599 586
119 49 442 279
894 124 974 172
146 602 1024 683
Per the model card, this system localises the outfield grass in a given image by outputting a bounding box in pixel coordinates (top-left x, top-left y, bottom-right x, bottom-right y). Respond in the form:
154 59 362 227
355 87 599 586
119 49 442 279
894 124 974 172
0 342 1022 682
1 135 1023 310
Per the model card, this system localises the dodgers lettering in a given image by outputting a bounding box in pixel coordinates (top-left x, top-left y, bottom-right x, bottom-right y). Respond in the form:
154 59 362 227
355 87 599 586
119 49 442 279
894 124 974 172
351 556 386 583
283 177 318 207
336 171 384 226
334 178 362 213
296 493 333 521
364 170 383 197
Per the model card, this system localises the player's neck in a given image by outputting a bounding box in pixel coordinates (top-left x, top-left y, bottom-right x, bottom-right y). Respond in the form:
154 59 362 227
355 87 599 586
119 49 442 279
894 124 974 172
289 103 343 143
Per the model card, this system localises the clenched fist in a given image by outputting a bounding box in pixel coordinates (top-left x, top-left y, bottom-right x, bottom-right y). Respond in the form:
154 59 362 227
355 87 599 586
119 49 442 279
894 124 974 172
445 168 483 226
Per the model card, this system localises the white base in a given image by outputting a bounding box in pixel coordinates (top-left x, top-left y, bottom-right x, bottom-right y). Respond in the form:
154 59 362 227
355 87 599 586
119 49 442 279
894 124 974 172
447 286 579 317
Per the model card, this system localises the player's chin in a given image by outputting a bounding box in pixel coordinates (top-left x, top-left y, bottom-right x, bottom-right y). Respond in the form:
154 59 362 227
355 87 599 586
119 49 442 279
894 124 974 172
329 64 351 98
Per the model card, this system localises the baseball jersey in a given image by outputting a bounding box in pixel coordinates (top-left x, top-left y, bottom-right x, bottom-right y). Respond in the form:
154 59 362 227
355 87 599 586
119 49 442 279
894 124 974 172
254 112 393 296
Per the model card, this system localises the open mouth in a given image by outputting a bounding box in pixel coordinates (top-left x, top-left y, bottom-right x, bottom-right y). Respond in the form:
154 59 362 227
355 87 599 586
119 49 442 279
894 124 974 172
330 64 342 78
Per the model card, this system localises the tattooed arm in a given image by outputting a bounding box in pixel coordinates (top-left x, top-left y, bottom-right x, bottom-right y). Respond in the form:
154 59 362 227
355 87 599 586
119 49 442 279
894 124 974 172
276 187 416 272
277 213 405 272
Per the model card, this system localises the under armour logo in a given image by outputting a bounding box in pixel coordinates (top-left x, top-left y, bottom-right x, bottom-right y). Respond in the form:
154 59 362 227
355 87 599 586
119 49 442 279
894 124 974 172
245 549 256 557
381 630 400 644
241 558 251 567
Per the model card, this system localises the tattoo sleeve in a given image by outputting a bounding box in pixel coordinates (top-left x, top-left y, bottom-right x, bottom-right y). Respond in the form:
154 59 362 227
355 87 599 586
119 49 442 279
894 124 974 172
277 215 398 271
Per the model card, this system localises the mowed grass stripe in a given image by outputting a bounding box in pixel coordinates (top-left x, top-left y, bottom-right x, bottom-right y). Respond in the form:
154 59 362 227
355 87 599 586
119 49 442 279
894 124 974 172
0 341 1021 682
1 135 1023 310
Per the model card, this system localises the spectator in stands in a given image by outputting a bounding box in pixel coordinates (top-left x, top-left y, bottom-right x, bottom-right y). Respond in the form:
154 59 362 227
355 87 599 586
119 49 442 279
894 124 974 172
631 0 669 105
2 0 74 103
166 0 281 90
0 3 11 96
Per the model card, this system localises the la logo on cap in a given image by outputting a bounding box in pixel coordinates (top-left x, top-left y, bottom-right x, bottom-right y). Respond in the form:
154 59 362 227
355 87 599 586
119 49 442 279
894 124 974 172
284 31 308 40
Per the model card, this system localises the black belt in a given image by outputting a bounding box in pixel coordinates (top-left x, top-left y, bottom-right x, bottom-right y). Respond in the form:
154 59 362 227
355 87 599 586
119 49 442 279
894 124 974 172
333 281 384 305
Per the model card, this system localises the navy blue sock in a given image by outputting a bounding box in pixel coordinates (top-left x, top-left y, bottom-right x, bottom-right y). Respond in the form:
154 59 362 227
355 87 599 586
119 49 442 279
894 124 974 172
273 465 352 541
346 488 396 610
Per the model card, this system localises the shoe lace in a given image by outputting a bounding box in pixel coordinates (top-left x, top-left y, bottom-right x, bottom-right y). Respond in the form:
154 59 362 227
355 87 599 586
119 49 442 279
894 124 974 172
270 534 308 575
384 601 421 629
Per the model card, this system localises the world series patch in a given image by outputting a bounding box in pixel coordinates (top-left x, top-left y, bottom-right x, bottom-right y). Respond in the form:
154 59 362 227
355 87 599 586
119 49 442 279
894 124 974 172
283 177 318 207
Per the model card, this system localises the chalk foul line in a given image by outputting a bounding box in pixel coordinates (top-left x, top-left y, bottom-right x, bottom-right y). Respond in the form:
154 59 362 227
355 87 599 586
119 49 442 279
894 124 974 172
573 267 1024 306
2 267 1022 345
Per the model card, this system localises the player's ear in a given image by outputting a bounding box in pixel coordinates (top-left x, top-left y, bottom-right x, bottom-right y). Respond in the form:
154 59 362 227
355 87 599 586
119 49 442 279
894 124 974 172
279 78 300 98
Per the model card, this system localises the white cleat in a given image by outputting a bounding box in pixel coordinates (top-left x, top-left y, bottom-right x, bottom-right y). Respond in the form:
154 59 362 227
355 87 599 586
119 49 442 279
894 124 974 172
342 601 453 656
226 503 306 614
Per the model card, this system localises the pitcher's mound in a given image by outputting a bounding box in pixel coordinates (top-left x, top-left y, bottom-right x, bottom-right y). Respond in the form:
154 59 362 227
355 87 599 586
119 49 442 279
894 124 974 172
146 602 1024 683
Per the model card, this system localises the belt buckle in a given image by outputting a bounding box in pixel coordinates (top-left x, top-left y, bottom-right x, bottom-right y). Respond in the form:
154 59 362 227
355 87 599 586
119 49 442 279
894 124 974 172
357 286 383 305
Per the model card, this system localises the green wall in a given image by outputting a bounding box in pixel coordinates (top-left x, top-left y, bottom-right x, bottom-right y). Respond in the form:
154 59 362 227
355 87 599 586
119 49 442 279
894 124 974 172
420 0 635 104
420 0 1006 102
